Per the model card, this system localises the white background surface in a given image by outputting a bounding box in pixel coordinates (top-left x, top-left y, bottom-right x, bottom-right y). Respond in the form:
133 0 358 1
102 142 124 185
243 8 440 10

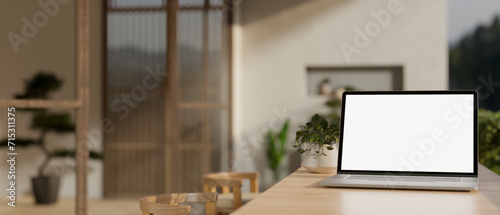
341 94 474 173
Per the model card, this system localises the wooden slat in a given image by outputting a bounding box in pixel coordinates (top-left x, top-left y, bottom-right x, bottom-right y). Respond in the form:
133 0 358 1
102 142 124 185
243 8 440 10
102 0 109 200
224 0 234 172
180 6 224 11
105 143 163 150
202 0 211 178
0 99 80 108
202 176 242 188
106 143 205 150
108 7 166 12
233 187 242 209
153 193 217 203
206 201 216 215
178 143 215 150
76 0 90 214
178 102 229 109
107 6 223 13
250 177 259 193
204 184 216 193
165 0 180 194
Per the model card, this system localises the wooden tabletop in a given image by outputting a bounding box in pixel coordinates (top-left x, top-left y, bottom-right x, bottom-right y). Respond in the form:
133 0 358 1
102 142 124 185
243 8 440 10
233 164 500 215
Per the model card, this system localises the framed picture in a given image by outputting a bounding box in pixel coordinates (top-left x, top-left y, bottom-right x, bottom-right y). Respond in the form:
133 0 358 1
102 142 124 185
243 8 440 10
306 66 403 96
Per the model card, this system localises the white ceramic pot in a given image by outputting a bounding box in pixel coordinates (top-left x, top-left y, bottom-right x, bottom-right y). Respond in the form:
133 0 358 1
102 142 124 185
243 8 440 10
301 145 338 174
320 83 333 95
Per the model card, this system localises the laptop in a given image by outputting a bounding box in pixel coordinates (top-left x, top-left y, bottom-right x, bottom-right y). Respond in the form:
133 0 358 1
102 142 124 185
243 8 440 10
319 91 479 191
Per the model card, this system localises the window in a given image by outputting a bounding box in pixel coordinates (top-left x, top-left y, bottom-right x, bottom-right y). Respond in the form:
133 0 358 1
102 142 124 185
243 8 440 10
104 0 232 197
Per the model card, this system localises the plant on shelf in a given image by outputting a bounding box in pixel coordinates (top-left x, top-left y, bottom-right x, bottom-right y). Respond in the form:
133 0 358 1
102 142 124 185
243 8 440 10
267 119 289 181
319 78 332 95
0 72 102 204
325 85 356 123
295 114 339 156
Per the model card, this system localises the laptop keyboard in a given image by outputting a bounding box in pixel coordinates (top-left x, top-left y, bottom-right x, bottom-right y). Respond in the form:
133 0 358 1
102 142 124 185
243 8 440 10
347 175 461 183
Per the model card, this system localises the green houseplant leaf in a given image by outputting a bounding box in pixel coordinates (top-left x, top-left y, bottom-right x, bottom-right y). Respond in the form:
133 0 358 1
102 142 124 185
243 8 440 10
295 114 339 156
51 149 104 160
0 138 36 147
267 119 290 180
15 72 62 99
32 111 75 132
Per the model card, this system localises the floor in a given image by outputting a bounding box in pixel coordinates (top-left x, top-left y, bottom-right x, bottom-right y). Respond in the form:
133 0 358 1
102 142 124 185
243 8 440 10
0 196 139 215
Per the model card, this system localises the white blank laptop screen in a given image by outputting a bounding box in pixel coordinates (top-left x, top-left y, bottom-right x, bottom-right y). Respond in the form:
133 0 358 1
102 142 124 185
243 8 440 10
341 94 474 173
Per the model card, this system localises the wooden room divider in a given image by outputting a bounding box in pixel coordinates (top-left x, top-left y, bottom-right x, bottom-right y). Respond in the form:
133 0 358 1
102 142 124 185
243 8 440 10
0 0 90 214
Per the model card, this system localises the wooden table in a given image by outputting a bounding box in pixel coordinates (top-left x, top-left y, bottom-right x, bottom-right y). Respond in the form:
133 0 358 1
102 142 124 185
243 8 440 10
233 165 500 215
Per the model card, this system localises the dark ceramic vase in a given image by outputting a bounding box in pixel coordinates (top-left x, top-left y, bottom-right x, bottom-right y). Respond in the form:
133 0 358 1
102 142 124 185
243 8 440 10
32 176 59 204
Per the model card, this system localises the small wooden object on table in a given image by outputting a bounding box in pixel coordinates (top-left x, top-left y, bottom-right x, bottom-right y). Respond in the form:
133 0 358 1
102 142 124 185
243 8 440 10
139 193 217 215
202 172 260 214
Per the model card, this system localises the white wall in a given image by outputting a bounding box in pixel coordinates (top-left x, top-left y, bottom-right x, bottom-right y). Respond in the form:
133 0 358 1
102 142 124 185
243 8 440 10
232 0 448 184
0 0 103 198
0 0 448 196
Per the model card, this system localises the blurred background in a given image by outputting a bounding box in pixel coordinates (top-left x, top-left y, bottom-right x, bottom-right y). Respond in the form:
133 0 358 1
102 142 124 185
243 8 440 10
0 0 498 208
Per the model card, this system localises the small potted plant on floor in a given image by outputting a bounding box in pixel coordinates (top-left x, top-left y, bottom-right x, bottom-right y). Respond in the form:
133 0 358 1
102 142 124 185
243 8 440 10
267 119 290 181
295 114 339 173
1 72 102 204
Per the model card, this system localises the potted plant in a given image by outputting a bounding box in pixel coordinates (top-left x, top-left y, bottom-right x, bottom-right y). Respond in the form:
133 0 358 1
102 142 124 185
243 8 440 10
1 72 102 204
295 114 339 173
319 78 332 95
267 119 289 181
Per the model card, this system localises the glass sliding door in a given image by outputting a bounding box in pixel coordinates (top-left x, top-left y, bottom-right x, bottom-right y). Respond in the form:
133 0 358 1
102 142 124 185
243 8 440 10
104 0 231 197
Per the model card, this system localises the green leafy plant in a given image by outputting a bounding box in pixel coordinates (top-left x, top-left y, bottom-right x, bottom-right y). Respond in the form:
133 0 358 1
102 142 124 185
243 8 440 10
295 114 339 156
478 109 500 175
15 72 63 99
0 72 102 177
267 120 289 180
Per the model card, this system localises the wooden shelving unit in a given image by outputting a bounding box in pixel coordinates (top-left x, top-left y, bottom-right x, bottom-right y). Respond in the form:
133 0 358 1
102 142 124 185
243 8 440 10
0 0 90 214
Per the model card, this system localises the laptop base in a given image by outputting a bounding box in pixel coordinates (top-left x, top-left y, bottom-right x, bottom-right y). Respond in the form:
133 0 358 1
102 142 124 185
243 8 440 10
320 174 479 191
